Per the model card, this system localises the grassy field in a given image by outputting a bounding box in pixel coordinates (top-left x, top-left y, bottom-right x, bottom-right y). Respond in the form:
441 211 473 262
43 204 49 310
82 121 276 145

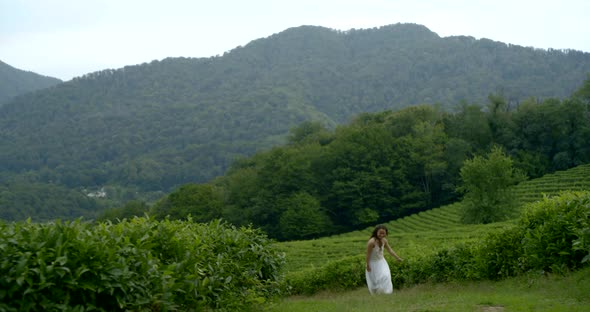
265 266 590 312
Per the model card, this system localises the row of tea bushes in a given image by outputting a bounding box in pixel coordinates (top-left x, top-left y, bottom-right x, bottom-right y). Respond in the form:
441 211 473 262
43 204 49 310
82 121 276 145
513 163 590 203
279 163 590 274
285 191 590 295
0 217 285 311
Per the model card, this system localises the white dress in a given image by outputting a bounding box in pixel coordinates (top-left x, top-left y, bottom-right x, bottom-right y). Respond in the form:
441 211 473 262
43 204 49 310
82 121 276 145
365 243 393 294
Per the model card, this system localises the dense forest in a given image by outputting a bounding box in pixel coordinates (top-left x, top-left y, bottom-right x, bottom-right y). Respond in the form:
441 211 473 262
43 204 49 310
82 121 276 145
1 23 590 221
112 78 590 240
0 60 62 104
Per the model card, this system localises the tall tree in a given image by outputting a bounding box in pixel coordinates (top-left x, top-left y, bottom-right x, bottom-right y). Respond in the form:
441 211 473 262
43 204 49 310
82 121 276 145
458 146 526 224
277 191 332 240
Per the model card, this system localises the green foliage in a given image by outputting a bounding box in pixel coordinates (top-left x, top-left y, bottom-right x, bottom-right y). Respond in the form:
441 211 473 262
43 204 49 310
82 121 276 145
469 191 590 279
278 191 332 240
510 96 590 172
216 105 458 240
512 164 590 203
285 256 366 295
279 164 590 272
269 266 590 312
424 243 483 282
0 218 285 311
287 121 333 145
96 200 150 222
149 98 589 242
414 191 590 283
278 189 590 296
0 182 107 222
150 183 224 222
2 25 590 221
477 226 527 279
573 73 590 104
519 191 590 272
0 60 62 104
458 146 527 224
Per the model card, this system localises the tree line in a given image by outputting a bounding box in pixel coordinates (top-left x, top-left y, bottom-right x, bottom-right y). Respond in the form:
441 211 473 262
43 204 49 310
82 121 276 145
102 77 590 241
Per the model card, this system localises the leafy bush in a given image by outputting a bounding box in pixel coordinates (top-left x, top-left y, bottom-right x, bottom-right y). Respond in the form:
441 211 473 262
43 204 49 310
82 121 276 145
285 255 366 295
0 217 285 311
424 243 483 282
519 191 590 272
427 191 590 281
427 191 590 282
477 226 526 279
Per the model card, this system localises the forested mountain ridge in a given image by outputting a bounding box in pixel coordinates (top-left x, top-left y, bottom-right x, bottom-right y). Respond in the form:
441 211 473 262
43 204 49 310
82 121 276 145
0 60 62 104
1 23 589 221
227 24 589 120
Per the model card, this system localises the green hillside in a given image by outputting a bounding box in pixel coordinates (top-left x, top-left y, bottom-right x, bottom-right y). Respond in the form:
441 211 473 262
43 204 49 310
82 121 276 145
513 163 590 202
278 163 590 272
0 60 62 104
1 23 590 221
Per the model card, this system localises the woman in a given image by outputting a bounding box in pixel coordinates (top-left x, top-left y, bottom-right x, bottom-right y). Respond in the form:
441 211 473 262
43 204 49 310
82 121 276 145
365 224 403 294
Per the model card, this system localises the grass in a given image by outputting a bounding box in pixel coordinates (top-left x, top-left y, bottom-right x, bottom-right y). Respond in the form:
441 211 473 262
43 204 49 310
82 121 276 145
265 266 590 312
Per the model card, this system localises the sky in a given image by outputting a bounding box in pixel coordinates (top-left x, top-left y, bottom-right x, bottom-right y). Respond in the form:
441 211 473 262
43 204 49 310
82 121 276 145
1 0 589 81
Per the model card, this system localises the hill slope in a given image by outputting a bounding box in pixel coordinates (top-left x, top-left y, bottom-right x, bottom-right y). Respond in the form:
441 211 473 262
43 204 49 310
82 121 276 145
0 60 62 104
1 23 590 219
278 163 590 272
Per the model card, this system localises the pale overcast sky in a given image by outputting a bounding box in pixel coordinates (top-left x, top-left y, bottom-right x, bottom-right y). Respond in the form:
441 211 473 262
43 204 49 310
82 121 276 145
1 0 589 81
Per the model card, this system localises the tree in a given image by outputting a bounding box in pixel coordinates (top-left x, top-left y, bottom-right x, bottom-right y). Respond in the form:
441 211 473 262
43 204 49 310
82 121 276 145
486 93 515 147
287 121 332 145
96 200 149 222
278 191 332 240
573 74 590 105
444 102 492 153
458 146 526 224
150 183 224 222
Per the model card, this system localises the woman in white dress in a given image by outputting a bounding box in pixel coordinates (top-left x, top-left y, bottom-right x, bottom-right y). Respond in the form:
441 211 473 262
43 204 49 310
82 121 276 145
365 224 403 294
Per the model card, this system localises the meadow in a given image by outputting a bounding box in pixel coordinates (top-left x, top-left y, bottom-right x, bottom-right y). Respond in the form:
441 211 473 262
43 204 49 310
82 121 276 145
265 266 590 311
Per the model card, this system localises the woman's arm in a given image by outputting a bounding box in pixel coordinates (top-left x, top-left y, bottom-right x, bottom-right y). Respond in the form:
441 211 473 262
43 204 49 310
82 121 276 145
365 239 374 271
383 238 403 262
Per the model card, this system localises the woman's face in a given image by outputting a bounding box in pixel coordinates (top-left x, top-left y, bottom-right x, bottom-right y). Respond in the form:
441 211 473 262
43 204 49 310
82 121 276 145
376 229 387 238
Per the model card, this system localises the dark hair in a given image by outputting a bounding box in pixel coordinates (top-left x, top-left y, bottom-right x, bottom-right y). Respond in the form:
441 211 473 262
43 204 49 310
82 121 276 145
370 224 388 239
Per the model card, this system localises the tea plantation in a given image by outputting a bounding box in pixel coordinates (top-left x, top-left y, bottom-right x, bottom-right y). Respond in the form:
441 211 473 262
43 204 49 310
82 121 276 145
276 164 590 295
1 164 588 310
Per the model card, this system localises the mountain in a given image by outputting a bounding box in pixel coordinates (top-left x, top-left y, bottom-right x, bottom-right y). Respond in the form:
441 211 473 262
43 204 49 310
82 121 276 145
0 60 62 104
1 23 590 221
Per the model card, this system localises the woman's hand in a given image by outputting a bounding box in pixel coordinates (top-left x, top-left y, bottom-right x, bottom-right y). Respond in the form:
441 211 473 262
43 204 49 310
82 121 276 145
366 264 371 272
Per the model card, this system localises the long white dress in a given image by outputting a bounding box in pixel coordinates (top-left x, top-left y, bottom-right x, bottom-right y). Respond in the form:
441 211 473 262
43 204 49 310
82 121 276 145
365 244 393 294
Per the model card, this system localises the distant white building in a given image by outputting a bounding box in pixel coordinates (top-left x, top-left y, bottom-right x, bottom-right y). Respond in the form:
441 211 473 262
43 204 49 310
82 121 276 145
86 187 107 198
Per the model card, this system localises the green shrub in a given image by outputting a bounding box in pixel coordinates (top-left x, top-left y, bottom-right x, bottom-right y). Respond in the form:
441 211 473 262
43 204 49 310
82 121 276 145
519 191 590 272
425 243 482 282
0 217 285 311
0 219 159 311
285 255 365 295
477 226 526 279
